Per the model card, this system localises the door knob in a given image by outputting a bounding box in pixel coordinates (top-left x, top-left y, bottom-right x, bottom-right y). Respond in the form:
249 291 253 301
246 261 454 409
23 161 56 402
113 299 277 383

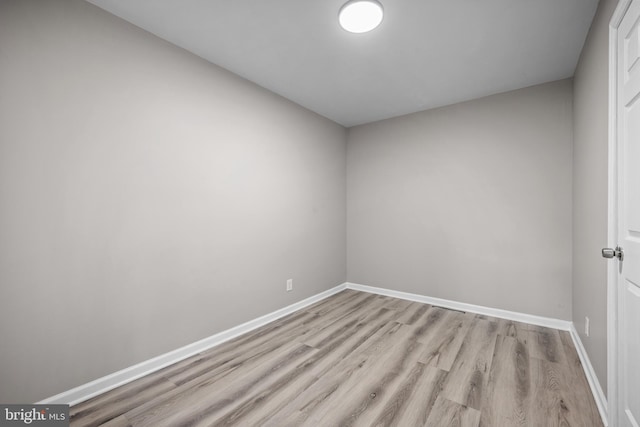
602 246 624 261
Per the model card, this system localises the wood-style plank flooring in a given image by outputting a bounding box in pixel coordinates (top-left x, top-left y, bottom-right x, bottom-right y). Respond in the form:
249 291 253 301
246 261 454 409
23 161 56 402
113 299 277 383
70 290 603 426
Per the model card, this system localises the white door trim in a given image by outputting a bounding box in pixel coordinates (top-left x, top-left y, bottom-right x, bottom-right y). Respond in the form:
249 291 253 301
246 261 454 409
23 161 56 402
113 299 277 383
608 2 634 425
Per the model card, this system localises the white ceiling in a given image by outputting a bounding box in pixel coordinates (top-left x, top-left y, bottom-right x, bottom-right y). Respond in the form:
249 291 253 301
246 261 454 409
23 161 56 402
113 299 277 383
87 0 599 127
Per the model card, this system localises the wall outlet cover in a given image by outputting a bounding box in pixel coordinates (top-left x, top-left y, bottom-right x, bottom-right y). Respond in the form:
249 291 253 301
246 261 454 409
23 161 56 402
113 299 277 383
584 316 590 336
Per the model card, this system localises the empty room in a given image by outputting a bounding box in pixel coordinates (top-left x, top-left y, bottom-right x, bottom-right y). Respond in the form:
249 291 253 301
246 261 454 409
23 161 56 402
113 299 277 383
1 0 639 425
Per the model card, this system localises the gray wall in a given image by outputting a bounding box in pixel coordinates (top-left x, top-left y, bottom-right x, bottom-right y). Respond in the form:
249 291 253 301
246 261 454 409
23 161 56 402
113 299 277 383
348 80 573 320
0 0 347 403
572 0 618 397
0 0 610 407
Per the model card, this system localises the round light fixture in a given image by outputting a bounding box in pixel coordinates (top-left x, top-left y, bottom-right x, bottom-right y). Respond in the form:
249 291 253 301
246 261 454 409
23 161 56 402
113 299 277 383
339 0 384 34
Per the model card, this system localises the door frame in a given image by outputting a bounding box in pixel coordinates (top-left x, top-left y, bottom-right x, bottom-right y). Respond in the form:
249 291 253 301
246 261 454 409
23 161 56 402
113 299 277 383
608 1 634 425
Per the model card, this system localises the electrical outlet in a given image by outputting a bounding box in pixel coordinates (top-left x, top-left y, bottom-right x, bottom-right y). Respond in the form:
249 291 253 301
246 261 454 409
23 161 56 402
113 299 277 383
585 316 590 337
286 279 293 292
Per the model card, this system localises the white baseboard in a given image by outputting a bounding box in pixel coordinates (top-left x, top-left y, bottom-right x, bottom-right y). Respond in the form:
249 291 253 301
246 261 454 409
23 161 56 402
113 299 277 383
40 279 607 427
346 282 608 426
568 324 609 426
345 282 572 331
38 283 347 406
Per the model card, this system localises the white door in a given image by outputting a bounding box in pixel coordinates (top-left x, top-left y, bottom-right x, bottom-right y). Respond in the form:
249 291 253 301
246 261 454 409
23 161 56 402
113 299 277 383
612 0 640 425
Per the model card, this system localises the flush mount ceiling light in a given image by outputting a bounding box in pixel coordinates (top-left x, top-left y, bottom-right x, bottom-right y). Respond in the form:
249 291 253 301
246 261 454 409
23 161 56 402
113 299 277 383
338 0 384 33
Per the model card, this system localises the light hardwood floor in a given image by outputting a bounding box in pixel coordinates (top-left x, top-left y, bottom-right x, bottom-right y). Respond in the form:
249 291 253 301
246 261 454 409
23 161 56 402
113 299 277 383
69 290 603 426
